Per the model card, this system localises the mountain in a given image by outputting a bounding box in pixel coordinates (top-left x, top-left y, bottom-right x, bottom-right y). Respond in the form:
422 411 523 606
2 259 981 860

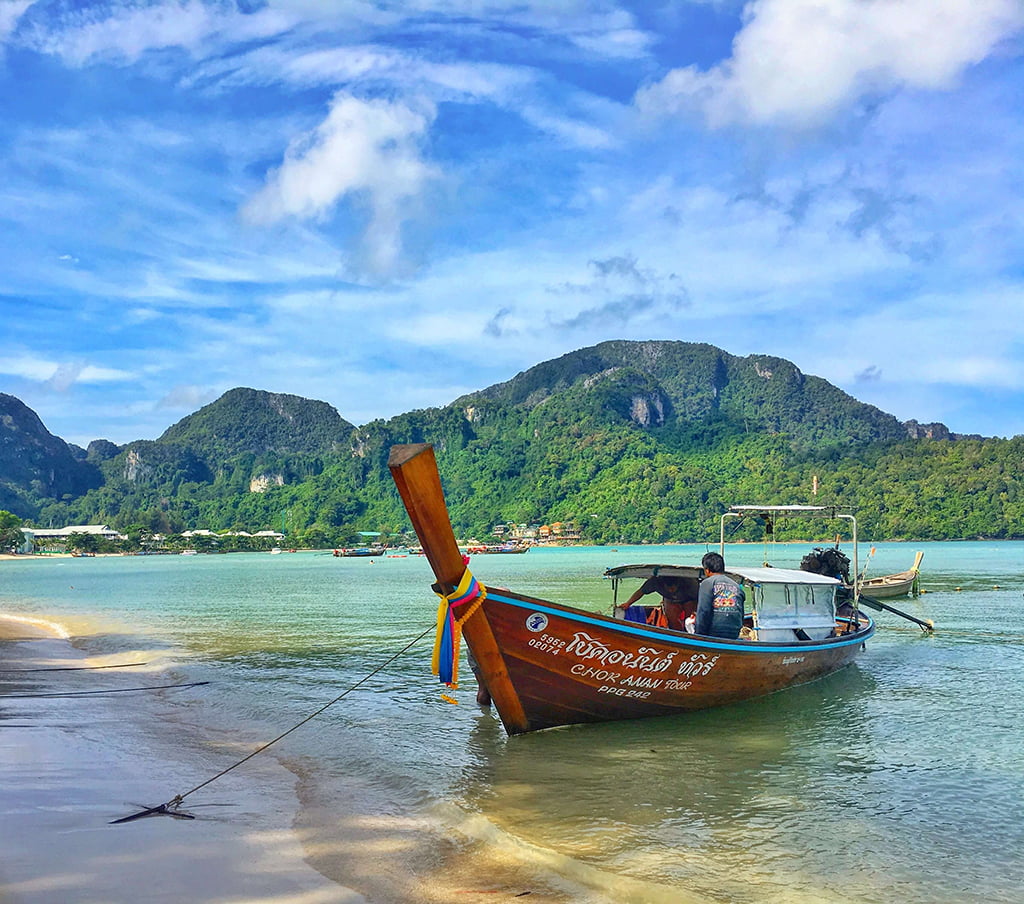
3 341 1020 542
83 389 357 515
0 393 101 516
158 388 354 459
454 340 909 448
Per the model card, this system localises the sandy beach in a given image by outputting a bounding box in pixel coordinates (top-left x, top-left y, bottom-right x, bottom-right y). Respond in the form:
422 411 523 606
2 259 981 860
0 609 594 904
0 614 359 904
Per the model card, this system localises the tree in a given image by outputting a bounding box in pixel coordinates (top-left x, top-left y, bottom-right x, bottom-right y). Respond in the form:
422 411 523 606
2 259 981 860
66 531 100 553
0 510 24 553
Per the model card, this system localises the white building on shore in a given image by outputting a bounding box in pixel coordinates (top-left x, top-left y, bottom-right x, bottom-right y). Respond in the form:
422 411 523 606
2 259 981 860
19 524 126 553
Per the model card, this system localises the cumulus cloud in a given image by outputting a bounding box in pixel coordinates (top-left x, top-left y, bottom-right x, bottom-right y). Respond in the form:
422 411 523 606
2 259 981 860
636 0 1024 127
243 93 439 278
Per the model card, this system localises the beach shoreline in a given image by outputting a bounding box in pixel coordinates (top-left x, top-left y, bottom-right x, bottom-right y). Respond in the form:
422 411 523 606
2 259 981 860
0 614 363 904
0 611 597 904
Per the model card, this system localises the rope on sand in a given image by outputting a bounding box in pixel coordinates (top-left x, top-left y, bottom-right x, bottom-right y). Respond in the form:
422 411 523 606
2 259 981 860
1 681 210 698
110 624 434 825
0 661 149 673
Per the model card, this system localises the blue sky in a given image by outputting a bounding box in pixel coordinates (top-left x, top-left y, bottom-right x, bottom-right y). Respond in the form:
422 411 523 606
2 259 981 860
2 1 1023 447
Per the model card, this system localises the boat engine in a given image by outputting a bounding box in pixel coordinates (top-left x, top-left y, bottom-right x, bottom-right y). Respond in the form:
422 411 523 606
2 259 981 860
799 546 852 583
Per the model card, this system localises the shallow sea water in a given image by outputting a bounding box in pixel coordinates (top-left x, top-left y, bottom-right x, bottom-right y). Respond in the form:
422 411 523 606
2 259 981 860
2 541 1023 902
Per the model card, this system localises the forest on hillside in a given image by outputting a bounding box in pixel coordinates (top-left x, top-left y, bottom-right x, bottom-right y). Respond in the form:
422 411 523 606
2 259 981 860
22 430 1024 548
4 341 1021 546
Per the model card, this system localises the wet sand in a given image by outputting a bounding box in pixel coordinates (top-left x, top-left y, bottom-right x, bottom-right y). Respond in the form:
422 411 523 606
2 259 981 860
0 615 593 904
0 615 363 904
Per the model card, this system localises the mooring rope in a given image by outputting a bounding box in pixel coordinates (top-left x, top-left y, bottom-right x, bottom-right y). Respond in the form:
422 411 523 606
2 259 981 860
0 661 149 673
111 623 435 824
920 628 1024 644
1 681 209 698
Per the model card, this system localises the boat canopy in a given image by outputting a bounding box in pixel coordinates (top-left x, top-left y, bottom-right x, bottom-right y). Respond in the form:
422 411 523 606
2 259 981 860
604 563 839 586
604 563 841 643
721 503 860 602
727 504 846 516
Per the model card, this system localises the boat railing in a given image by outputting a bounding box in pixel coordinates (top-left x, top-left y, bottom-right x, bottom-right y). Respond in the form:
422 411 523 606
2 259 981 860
719 505 860 605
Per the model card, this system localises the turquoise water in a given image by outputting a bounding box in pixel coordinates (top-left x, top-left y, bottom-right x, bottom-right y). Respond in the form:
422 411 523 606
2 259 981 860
2 542 1023 902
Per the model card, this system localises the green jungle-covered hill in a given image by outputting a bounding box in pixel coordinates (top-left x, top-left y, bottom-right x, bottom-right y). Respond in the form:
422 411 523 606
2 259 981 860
3 341 1021 544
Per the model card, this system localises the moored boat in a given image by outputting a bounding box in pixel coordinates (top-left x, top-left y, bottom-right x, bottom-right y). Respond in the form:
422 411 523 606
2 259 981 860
332 546 385 557
464 543 530 555
388 443 877 736
860 551 924 598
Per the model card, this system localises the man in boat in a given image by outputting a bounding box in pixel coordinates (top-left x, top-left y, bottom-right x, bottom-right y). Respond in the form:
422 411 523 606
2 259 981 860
695 552 745 639
621 575 699 631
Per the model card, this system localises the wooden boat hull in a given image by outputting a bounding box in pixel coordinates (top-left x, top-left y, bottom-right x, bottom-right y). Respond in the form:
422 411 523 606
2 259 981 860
473 587 873 734
860 571 918 598
387 442 874 736
859 551 923 599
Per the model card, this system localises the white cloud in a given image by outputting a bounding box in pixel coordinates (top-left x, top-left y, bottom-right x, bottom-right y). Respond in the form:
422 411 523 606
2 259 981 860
26 0 294 66
266 45 529 99
565 9 651 59
155 384 217 410
0 354 133 387
32 1 215 65
636 0 1024 127
243 93 439 278
0 354 59 381
0 0 33 44
519 101 616 149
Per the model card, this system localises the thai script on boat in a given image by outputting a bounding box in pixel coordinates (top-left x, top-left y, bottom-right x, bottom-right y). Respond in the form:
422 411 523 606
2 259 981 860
675 652 719 677
781 655 805 665
564 631 678 672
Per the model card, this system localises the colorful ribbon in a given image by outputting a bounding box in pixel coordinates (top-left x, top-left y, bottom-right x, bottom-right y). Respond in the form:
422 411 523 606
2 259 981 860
432 567 487 696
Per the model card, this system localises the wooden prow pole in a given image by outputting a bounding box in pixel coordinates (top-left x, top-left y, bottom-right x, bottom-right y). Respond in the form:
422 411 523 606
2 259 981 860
388 443 531 734
857 593 934 633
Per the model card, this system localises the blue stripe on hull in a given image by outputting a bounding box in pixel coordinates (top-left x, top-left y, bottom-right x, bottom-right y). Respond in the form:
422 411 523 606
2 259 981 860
486 590 875 653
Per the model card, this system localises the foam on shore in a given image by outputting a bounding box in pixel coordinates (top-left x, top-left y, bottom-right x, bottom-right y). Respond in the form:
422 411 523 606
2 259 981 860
0 613 70 641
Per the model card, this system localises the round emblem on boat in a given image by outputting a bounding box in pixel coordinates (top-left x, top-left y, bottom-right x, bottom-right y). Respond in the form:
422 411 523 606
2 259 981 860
525 613 548 632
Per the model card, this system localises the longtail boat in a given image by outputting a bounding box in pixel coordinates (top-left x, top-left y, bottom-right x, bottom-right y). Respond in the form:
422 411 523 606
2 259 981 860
388 444 877 736
860 551 924 599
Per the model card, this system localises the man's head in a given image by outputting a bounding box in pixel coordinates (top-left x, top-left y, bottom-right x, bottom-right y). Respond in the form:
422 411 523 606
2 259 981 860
659 577 681 595
701 552 725 574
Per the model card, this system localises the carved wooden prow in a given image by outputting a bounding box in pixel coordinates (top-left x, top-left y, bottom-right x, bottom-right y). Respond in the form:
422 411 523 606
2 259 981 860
388 444 530 733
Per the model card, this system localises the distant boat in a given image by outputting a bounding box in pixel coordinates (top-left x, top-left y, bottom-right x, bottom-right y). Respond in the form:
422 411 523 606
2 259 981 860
333 547 384 557
860 552 924 599
388 444 878 736
465 543 530 555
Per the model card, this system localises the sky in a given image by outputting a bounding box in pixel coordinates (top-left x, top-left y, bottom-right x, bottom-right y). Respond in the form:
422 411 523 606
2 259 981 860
2 0 1023 447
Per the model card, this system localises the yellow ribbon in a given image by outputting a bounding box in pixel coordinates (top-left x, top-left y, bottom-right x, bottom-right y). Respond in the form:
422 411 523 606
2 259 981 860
431 568 487 698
